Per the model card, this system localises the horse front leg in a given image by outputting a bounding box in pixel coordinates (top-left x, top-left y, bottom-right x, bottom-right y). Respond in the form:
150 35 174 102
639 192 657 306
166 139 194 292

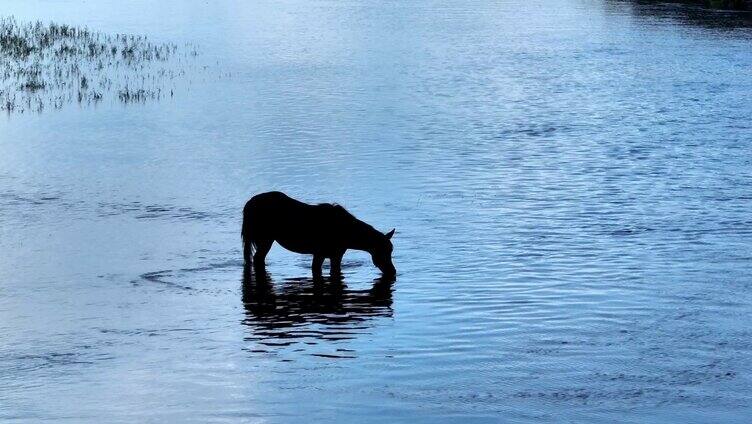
312 255 324 277
330 251 344 276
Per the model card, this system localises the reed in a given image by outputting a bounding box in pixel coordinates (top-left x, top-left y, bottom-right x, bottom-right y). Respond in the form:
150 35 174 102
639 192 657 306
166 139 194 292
0 16 194 113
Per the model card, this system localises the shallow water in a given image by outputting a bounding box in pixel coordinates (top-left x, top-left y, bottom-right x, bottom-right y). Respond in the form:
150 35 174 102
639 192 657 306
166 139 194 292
2 0 752 422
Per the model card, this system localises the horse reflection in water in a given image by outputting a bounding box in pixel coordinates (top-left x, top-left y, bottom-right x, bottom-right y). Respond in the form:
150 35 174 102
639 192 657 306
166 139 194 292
241 267 394 350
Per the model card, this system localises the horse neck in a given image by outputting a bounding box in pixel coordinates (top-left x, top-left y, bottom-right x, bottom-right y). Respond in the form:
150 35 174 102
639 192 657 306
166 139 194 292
346 220 380 253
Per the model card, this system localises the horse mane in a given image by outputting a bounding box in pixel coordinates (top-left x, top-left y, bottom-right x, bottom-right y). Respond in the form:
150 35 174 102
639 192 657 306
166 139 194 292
318 203 377 233
330 203 356 218
317 202 356 220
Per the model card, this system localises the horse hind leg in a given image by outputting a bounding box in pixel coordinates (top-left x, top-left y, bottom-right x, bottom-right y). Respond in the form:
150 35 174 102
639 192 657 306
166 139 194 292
243 241 253 265
241 202 256 265
253 239 273 271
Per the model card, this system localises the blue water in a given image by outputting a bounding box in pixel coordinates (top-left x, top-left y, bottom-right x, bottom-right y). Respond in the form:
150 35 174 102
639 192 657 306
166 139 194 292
1 1 752 422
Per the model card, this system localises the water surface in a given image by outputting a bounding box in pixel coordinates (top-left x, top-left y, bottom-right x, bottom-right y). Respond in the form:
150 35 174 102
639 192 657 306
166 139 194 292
1 1 752 422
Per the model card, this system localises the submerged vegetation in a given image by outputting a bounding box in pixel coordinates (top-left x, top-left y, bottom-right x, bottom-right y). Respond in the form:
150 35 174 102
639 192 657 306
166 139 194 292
643 0 751 10
0 16 195 113
704 0 750 9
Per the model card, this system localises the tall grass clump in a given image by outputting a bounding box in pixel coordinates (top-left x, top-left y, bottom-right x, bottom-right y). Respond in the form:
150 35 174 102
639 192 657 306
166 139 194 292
0 16 195 113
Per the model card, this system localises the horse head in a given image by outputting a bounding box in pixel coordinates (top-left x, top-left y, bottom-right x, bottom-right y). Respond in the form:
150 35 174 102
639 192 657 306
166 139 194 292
371 228 396 276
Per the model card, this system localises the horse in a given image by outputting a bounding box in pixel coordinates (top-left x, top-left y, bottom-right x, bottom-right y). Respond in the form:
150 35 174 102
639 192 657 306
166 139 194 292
242 191 396 277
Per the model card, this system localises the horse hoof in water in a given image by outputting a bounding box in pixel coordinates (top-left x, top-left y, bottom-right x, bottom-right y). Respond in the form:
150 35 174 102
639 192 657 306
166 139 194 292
241 191 396 277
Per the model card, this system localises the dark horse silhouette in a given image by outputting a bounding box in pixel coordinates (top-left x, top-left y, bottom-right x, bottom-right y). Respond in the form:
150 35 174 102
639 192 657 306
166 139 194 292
242 191 396 277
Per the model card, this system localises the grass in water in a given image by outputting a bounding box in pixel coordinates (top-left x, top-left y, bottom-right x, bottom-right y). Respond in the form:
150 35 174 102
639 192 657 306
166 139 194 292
0 16 196 113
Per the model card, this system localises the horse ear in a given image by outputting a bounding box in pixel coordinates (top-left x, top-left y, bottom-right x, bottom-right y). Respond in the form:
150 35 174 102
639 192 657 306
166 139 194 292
385 229 395 239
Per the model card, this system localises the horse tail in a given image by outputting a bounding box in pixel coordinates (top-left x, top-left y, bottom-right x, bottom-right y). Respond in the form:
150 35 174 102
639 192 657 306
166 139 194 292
241 202 255 264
